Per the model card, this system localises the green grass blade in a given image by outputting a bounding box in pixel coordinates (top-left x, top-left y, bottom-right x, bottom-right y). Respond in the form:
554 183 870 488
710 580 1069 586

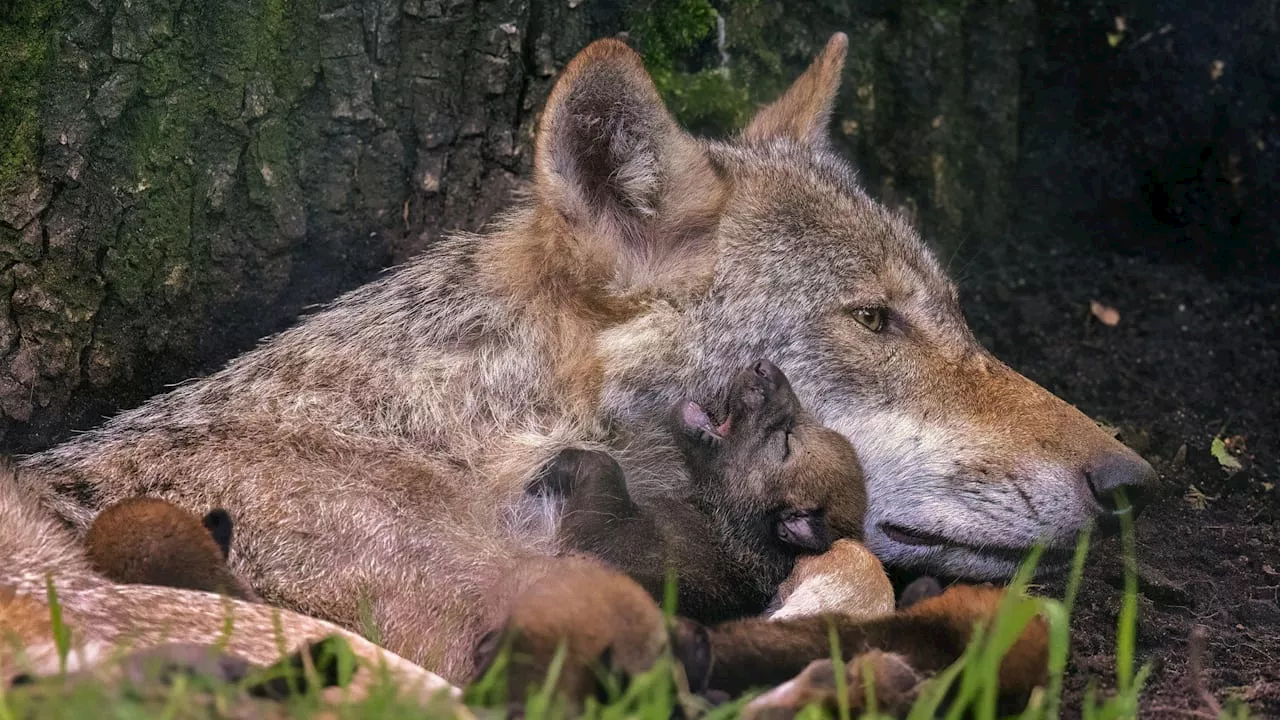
1038 599 1071 720
662 565 679 621
827 617 852 720
942 621 990 720
526 639 569 720
43 576 70 676
1042 526 1092 720
356 589 383 646
906 644 973 720
977 544 1045 719
1114 490 1137 694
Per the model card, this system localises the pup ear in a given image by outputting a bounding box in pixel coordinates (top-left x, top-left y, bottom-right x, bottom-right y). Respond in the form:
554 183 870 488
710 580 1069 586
534 39 723 293
470 627 509 685
202 509 234 559
743 33 848 148
776 509 833 554
897 576 944 610
669 617 713 694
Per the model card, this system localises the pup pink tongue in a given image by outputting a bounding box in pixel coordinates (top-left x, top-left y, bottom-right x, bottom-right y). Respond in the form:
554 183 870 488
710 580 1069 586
716 415 732 435
682 400 715 434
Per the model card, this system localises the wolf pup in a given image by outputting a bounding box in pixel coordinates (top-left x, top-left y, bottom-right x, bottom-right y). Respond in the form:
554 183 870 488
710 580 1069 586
487 560 1046 710
534 359 870 623
84 497 259 602
19 33 1153 679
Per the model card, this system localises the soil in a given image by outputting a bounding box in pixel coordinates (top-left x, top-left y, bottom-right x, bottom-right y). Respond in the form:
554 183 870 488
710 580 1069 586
958 225 1280 717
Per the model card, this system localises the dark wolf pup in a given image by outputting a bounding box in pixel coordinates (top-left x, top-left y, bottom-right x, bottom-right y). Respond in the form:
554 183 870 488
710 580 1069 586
16 31 1151 681
539 359 870 623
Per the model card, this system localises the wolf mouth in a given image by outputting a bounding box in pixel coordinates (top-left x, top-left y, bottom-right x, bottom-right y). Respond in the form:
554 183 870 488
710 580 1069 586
879 523 1073 565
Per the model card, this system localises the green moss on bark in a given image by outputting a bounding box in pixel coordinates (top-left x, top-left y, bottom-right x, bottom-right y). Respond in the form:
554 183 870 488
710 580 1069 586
104 0 320 312
628 0 756 134
0 0 62 193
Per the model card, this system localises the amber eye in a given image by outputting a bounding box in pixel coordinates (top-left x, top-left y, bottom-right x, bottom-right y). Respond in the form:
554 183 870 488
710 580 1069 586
848 307 886 332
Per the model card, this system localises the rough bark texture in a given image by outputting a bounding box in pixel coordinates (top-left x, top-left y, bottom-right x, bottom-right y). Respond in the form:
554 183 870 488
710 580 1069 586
2 0 1277 450
0 0 621 448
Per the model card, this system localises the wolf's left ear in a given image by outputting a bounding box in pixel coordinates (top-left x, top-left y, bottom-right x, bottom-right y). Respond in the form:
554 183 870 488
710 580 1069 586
743 33 848 148
534 39 722 291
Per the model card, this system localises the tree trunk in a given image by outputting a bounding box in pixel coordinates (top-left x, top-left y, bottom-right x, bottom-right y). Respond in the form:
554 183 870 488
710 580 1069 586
0 0 624 449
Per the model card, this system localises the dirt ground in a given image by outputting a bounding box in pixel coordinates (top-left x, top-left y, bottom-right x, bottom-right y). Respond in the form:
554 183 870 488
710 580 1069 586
956 227 1279 717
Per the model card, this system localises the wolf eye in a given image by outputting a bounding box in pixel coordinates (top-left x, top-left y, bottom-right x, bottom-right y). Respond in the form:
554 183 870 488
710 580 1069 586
848 307 886 332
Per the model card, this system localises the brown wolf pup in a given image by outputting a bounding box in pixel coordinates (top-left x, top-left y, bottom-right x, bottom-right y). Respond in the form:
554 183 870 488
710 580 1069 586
704 582 1049 703
535 359 868 623
471 555 714 715
487 562 1046 710
740 651 922 720
84 497 259 602
18 31 1153 681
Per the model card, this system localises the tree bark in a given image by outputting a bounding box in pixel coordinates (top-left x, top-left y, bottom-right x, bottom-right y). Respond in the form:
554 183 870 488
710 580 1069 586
0 0 623 449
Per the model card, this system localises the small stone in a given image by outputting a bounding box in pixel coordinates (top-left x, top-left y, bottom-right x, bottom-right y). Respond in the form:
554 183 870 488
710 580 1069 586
1235 600 1280 627
1137 563 1193 607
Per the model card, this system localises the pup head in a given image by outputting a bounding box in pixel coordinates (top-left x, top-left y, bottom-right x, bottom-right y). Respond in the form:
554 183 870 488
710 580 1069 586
84 497 258 602
673 359 866 554
472 559 711 714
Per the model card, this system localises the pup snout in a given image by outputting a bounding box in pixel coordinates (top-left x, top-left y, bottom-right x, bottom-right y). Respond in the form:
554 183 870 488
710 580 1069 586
1082 448 1157 531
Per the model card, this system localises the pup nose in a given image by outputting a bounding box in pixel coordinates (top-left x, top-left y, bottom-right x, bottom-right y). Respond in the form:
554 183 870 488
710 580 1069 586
1084 449 1157 527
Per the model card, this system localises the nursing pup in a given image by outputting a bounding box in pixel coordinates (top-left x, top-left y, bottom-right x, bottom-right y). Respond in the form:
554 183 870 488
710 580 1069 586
535 359 871 623
84 497 258 601
0 462 459 710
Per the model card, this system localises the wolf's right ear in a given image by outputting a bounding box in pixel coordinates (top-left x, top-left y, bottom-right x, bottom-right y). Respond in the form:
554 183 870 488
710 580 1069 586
743 33 848 148
534 39 723 292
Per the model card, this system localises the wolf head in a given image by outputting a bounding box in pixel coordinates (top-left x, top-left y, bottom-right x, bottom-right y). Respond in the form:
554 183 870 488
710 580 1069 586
530 35 1155 580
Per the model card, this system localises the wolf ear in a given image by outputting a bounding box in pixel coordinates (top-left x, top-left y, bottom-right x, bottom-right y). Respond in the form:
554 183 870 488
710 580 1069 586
743 33 848 148
534 39 722 291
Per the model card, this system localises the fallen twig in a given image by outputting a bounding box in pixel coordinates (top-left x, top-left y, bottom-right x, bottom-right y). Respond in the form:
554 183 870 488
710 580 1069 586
1187 625 1223 717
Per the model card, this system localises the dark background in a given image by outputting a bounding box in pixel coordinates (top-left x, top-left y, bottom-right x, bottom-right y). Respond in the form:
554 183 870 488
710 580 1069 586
2 0 1277 713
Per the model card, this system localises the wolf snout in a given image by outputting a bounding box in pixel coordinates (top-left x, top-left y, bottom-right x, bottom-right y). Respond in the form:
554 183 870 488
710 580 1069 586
1081 449 1157 531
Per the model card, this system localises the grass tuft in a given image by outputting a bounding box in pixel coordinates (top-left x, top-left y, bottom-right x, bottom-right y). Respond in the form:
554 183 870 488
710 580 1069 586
4 510 1214 719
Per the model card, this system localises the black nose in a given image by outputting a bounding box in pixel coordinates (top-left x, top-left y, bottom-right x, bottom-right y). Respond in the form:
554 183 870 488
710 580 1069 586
1084 450 1158 530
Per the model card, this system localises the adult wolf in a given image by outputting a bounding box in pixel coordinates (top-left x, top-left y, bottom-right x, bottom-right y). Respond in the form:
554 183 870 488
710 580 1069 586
16 34 1153 680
